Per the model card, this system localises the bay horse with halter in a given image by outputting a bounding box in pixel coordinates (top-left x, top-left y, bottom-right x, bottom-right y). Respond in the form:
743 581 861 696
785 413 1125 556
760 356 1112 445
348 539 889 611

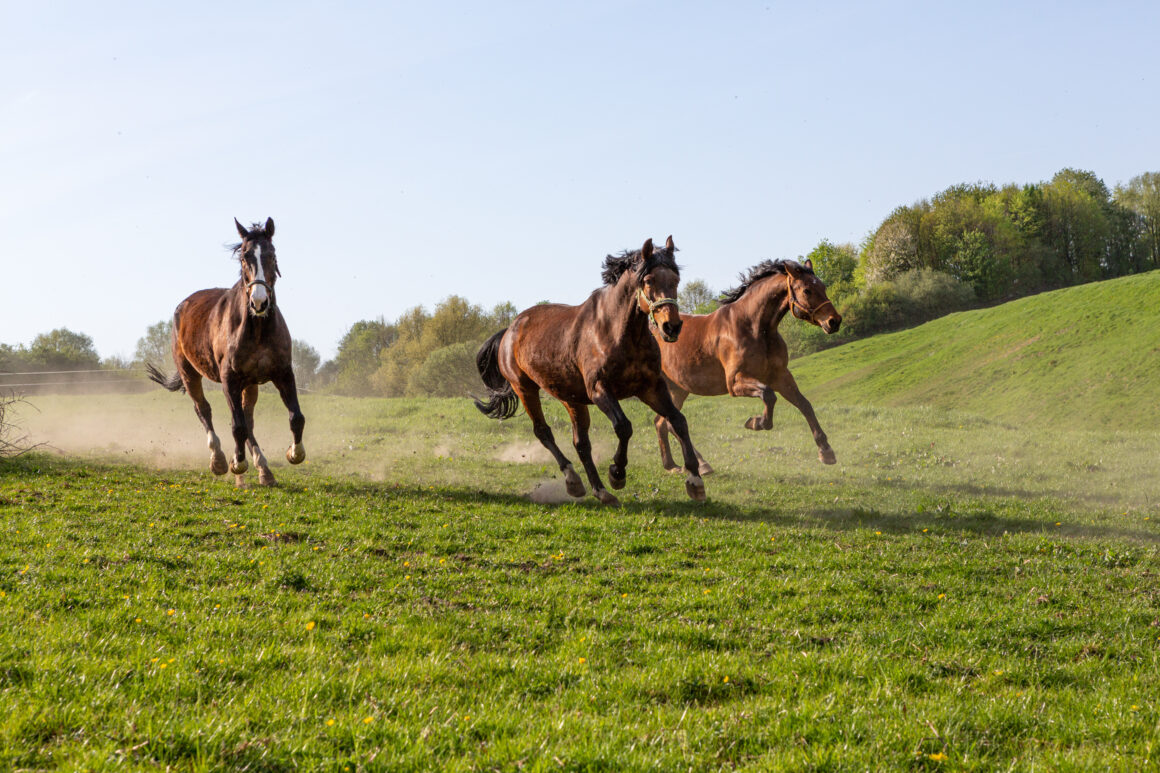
474 237 706 506
652 258 841 474
146 217 305 487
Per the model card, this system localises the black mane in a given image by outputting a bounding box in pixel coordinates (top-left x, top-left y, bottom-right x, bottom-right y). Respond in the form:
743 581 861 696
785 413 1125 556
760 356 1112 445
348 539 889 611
719 259 813 304
600 245 681 286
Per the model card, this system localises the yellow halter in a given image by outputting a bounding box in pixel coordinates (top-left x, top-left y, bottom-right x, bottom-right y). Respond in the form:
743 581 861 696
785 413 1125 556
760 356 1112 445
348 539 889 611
638 288 680 339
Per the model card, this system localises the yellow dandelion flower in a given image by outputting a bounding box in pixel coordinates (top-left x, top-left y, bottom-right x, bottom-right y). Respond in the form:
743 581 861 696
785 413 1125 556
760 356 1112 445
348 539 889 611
363 613 371 619
150 657 159 663
159 663 167 669
922 528 929 533
578 657 586 664
403 561 410 567
723 675 730 683
875 531 882 535
938 593 946 599
215 604 221 609
134 617 142 622
703 589 711 594
167 609 175 616
326 719 335 726
928 752 947 761
463 715 470 721
363 716 374 724
1131 704 1140 711
439 558 446 564
306 621 316 631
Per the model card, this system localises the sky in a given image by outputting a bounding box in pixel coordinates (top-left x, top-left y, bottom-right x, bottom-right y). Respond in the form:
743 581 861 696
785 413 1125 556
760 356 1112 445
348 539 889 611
2 0 1157 361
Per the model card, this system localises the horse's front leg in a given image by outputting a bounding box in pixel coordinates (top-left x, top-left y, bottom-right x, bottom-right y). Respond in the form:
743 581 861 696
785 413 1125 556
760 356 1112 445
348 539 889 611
639 381 706 502
589 383 633 492
728 372 777 431
222 375 250 476
773 369 836 465
272 369 306 465
241 384 276 487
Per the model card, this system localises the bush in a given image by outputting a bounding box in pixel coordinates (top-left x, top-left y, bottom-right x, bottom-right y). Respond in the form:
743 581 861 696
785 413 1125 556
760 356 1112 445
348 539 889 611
782 269 975 357
406 342 486 397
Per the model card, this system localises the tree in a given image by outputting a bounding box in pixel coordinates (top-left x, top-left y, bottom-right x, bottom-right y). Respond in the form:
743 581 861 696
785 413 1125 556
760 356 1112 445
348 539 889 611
805 240 857 287
134 320 172 367
1115 172 1160 269
332 318 397 396
27 328 100 370
861 218 919 285
678 279 719 314
291 340 321 391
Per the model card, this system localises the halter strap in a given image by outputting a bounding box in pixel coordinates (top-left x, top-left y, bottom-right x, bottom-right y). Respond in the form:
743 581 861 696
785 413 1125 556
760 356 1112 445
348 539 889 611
785 280 834 322
247 279 272 291
638 288 680 339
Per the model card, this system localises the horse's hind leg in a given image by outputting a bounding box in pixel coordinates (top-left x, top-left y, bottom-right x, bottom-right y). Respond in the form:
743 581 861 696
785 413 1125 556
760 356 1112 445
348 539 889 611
773 369 836 465
240 385 276 487
515 385 586 500
181 364 228 476
564 402 618 507
272 370 306 465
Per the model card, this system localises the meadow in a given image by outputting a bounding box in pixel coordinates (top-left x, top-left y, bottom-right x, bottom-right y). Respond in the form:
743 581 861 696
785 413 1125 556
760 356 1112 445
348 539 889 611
3 272 1160 770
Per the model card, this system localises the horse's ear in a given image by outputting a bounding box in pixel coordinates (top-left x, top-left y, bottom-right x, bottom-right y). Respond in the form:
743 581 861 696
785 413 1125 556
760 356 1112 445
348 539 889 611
641 238 654 260
803 258 813 271
784 261 802 279
234 218 250 240
665 235 675 251
264 217 275 238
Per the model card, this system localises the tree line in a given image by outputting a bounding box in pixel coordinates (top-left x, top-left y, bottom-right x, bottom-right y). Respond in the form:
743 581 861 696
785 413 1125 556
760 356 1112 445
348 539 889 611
6 168 1155 392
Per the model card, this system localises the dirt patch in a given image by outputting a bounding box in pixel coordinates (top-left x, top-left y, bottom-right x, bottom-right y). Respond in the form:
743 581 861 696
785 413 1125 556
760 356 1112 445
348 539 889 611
529 479 584 504
496 441 554 464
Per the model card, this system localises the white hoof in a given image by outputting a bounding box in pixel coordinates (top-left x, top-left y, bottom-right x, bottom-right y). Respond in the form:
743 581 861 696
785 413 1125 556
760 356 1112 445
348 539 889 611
286 442 306 465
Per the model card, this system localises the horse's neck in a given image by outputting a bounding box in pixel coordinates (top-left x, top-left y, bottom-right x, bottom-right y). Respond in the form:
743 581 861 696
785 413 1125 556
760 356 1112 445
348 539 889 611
228 282 271 342
738 275 790 334
603 279 649 344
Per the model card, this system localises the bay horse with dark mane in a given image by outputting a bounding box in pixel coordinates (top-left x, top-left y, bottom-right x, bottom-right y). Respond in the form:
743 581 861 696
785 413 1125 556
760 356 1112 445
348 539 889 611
146 217 305 487
652 258 841 474
474 237 706 505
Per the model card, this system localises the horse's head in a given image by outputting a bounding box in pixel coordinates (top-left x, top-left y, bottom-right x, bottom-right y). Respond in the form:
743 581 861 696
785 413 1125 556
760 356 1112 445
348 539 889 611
785 259 842 334
635 236 683 342
233 217 280 318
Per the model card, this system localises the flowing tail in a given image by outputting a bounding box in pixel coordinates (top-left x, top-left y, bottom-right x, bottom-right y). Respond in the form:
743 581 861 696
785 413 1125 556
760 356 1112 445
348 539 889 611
145 362 185 394
472 328 519 420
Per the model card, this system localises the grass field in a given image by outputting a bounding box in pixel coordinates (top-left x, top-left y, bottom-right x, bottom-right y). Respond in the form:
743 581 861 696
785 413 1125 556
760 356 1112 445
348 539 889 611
2 274 1160 770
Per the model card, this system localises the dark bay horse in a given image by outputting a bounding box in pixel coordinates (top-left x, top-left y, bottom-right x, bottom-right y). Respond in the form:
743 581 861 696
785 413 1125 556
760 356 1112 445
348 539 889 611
652 258 841 474
474 237 706 506
146 218 305 487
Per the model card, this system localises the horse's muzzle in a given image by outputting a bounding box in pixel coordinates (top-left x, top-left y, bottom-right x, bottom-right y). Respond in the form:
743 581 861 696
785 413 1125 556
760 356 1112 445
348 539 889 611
661 319 683 342
822 317 841 334
249 299 270 317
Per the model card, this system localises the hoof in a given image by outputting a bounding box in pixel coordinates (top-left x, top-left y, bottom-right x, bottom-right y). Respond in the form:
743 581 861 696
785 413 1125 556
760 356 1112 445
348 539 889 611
698 461 715 476
744 416 767 431
229 457 248 475
662 462 682 474
286 443 306 465
608 464 627 490
210 451 229 476
258 469 278 487
685 474 707 502
563 465 586 498
594 489 621 507
819 446 837 465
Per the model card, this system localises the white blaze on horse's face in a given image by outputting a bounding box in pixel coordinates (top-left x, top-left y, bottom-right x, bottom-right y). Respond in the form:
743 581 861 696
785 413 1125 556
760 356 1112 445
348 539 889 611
248 243 270 316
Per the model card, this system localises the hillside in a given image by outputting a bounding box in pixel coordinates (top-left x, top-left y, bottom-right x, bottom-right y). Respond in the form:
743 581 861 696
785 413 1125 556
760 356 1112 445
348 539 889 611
794 269 1160 428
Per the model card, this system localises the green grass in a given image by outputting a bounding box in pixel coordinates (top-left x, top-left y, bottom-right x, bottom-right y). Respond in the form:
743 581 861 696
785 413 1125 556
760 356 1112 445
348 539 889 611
5 272 1160 770
794 269 1160 427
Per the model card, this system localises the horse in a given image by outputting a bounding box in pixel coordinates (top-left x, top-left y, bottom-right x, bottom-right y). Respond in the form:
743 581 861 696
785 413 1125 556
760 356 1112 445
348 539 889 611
651 258 841 474
473 237 706 506
146 217 305 487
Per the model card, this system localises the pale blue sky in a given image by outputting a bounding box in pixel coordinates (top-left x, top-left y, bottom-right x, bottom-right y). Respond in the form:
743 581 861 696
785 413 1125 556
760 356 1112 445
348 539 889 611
2 1 1156 361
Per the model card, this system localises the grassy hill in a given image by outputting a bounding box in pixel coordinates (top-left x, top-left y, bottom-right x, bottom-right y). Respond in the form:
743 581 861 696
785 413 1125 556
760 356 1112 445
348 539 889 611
794 270 1160 428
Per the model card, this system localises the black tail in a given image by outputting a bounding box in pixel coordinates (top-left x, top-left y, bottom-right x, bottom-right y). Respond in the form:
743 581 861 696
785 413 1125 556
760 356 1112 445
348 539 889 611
145 362 185 394
472 328 520 420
